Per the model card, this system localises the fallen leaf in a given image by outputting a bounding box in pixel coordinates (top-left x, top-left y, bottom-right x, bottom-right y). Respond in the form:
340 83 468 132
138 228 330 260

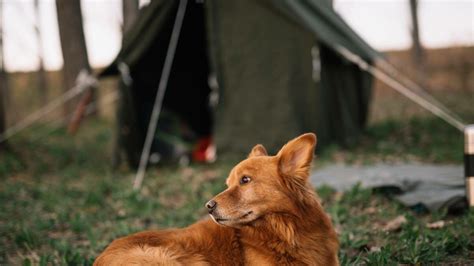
334 224 343 235
369 246 381 253
383 215 407 232
334 192 344 201
117 209 127 217
426 220 451 229
364 207 377 214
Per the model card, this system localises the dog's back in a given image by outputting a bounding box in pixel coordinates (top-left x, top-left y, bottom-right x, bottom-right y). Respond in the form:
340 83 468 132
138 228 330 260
94 219 243 265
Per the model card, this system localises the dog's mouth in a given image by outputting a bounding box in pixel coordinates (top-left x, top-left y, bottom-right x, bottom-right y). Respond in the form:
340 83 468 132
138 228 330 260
211 211 254 225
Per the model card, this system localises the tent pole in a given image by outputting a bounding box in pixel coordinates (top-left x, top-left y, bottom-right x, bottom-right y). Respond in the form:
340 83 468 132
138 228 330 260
133 0 188 191
466 125 474 207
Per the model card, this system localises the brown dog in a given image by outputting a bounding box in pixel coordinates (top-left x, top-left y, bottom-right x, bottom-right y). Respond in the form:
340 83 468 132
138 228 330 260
94 133 339 265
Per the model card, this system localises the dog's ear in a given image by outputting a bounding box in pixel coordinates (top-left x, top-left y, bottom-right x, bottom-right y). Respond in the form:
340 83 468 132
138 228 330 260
248 144 268 158
277 133 317 180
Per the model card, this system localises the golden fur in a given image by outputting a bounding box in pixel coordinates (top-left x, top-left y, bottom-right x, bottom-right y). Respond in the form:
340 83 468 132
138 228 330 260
94 133 339 265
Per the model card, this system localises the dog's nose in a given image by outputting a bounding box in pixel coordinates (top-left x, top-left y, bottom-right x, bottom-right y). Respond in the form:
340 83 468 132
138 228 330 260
206 200 217 213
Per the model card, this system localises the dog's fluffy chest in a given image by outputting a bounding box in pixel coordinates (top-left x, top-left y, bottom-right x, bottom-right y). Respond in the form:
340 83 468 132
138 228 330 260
243 245 277 265
241 236 301 265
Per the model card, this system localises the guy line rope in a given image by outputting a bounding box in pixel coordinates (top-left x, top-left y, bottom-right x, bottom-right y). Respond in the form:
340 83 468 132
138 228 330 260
334 46 474 207
29 90 118 143
334 45 467 132
0 69 97 143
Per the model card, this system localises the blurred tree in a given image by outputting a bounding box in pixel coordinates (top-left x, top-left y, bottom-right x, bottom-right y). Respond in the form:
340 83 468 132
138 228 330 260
0 0 7 150
409 0 425 86
112 0 139 167
56 0 95 122
123 0 139 33
409 0 424 65
34 0 48 105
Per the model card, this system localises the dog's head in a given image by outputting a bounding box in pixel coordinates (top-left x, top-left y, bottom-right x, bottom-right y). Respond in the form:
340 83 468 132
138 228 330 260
206 133 317 227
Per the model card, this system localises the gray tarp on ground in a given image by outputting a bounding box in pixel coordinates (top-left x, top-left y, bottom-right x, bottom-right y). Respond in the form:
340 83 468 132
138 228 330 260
310 164 466 212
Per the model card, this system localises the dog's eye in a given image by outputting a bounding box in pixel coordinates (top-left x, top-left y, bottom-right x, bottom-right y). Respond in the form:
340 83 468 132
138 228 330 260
240 175 251 185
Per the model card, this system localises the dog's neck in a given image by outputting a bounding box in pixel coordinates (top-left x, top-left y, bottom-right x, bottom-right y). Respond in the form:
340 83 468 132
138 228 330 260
239 192 335 264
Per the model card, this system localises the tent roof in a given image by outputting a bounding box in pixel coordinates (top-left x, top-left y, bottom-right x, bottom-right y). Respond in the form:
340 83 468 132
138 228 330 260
101 0 380 76
279 0 380 60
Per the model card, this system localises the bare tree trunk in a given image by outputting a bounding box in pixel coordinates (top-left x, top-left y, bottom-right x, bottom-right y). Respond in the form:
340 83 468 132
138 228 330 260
410 0 422 61
123 0 139 33
55 0 94 122
113 0 139 168
34 0 48 106
409 0 425 86
0 0 8 150
0 71 7 151
0 71 6 150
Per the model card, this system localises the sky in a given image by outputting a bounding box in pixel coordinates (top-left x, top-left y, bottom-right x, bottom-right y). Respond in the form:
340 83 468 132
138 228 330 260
1 0 473 72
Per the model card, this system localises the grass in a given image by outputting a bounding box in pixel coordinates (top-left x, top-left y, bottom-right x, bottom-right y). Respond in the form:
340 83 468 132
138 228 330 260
319 116 465 165
325 185 474 265
1 114 473 265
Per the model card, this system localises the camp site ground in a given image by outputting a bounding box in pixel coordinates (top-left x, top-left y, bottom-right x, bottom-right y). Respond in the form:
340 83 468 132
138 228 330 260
1 1 473 264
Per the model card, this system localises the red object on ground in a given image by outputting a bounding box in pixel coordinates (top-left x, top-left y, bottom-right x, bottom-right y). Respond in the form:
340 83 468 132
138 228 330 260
192 136 216 163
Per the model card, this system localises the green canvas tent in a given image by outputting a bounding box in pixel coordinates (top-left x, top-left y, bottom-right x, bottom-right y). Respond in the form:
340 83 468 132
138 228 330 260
101 0 381 167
